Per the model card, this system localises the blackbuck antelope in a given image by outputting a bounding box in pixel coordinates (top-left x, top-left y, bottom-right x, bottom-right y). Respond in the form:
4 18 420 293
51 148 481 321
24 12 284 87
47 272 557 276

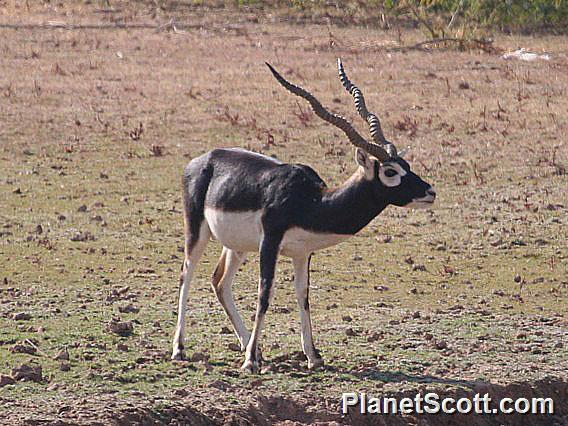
172 59 436 373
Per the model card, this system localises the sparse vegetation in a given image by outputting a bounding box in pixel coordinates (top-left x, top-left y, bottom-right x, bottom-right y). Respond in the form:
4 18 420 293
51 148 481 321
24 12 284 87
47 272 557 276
145 0 568 35
0 1 566 424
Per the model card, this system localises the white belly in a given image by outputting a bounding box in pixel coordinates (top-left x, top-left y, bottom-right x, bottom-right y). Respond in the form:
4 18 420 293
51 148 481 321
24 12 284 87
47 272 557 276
204 208 262 252
204 208 350 257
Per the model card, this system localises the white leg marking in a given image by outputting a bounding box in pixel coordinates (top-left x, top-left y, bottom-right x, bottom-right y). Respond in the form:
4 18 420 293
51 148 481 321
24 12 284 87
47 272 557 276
293 255 323 369
212 248 250 351
171 223 210 361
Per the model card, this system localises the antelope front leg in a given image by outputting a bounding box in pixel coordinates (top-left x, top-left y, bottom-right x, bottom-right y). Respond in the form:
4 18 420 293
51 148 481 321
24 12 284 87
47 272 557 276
241 234 281 374
293 254 324 369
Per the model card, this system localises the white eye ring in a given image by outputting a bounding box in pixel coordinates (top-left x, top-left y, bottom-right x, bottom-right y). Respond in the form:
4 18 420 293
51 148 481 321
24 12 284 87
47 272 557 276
378 163 407 187
379 168 402 187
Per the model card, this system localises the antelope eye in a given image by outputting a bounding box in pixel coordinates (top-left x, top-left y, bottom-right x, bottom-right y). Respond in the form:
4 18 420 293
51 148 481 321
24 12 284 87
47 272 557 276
384 169 397 177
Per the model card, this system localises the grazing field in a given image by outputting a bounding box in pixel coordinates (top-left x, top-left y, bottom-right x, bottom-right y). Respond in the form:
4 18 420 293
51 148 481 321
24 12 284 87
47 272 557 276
0 2 566 425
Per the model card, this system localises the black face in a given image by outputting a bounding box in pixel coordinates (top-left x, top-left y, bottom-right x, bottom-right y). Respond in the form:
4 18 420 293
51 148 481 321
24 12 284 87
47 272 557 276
372 158 436 208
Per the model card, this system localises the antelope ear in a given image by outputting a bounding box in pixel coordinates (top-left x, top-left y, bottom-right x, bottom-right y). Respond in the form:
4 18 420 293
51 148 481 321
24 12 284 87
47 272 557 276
355 148 376 180
355 148 369 168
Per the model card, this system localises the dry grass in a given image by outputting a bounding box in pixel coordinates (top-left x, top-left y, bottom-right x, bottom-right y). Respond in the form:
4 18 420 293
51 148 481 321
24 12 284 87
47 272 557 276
0 2 566 425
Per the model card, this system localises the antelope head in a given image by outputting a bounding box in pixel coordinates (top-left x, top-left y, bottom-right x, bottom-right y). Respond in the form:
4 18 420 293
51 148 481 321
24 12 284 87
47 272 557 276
266 60 436 209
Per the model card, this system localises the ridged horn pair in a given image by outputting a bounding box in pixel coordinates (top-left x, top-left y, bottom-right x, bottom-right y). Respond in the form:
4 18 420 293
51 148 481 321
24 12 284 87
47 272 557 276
266 60 397 162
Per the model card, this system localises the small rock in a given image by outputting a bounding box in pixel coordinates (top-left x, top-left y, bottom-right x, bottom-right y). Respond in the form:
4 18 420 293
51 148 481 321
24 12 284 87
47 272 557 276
69 231 95 242
12 312 32 321
54 348 69 361
77 205 87 212
345 328 357 337
47 383 60 391
367 332 382 342
342 315 353 322
412 264 427 272
12 364 42 382
59 362 70 372
190 352 209 362
0 374 15 387
228 343 241 352
10 343 37 355
261 364 276 373
58 406 71 414
208 379 230 391
514 274 522 283
174 388 189 397
434 340 448 350
106 320 134 337
117 343 129 352
118 304 139 314
219 326 232 335
116 286 129 295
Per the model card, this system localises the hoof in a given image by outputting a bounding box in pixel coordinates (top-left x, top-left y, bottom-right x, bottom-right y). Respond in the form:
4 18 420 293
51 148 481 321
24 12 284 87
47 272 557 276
308 357 324 370
241 359 260 374
171 350 185 361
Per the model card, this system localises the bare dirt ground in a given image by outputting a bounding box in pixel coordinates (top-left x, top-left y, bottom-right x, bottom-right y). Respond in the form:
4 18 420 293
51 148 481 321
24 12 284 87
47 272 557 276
0 2 566 425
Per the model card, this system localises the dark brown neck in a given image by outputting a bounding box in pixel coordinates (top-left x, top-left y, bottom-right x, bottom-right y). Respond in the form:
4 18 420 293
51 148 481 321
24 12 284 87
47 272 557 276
300 170 389 235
